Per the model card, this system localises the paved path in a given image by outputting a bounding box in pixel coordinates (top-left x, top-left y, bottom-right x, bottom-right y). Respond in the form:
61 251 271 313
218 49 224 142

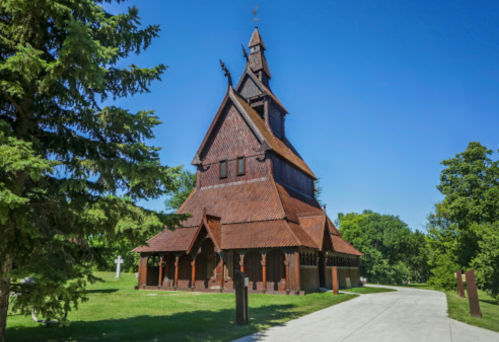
234 285 499 342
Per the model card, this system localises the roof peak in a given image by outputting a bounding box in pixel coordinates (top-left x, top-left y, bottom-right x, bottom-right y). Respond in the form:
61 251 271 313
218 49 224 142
248 27 266 50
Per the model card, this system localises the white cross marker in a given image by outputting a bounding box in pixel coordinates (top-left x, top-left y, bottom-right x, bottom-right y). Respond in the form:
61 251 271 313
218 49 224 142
115 255 124 278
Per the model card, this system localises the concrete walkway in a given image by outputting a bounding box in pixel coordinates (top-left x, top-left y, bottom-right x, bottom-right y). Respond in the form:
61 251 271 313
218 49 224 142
234 285 499 342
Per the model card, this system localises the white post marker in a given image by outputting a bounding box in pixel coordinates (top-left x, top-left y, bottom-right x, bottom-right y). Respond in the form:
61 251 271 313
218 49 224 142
115 255 124 278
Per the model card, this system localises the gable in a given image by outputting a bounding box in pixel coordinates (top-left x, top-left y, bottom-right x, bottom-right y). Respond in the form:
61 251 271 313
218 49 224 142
239 75 263 99
199 100 262 164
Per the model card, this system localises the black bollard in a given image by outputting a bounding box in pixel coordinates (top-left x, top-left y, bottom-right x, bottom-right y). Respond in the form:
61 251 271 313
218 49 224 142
234 270 249 325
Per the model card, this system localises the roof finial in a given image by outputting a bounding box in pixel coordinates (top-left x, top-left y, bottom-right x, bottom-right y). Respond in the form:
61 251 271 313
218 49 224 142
252 5 260 27
241 44 249 62
219 59 232 88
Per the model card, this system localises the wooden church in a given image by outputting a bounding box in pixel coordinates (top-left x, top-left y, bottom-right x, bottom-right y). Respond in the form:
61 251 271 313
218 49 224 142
133 27 362 294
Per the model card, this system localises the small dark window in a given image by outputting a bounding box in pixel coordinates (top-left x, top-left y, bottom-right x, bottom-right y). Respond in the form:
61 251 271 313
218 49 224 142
219 160 227 178
237 157 245 176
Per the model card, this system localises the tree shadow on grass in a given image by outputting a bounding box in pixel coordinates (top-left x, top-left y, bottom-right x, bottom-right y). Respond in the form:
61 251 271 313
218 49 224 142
87 289 119 294
6 304 297 342
479 298 498 306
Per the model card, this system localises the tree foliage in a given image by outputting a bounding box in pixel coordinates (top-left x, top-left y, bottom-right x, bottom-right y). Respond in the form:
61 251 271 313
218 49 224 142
337 210 429 285
426 142 499 301
0 0 187 337
164 169 196 211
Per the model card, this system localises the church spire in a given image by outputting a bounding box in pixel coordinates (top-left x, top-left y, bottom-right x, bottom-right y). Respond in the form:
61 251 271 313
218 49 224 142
247 27 271 86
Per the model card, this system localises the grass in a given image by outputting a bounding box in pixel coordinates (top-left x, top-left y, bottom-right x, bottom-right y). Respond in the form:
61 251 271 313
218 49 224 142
345 286 396 294
446 289 499 333
6 272 356 342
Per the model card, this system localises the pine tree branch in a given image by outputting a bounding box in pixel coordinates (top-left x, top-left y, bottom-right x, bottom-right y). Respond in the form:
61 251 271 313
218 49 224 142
1 90 23 116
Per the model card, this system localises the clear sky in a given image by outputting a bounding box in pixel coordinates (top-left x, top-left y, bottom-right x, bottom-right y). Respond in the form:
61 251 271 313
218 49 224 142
105 1 499 231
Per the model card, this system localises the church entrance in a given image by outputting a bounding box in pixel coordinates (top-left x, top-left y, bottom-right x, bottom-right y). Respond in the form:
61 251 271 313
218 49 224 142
146 254 161 286
266 249 286 291
195 238 218 289
244 250 263 290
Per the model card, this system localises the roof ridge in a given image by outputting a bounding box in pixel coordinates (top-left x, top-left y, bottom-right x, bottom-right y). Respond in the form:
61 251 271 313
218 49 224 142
176 187 197 214
269 176 290 222
283 220 304 247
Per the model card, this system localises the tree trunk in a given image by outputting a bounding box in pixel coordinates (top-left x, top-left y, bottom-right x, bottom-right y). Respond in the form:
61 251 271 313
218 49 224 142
0 256 12 342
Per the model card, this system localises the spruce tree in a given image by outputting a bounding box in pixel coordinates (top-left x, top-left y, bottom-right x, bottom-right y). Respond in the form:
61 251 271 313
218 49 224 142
0 1 186 339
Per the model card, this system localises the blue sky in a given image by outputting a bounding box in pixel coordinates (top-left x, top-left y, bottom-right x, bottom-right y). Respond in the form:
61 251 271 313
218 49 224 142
105 1 499 231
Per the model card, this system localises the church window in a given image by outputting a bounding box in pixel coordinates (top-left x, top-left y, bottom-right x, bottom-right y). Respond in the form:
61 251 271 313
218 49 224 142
237 157 246 175
219 160 227 178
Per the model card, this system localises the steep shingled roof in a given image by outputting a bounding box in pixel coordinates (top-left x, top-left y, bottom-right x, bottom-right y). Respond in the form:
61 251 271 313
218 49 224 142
133 228 197 253
331 235 363 256
248 27 267 49
231 91 316 178
176 179 286 227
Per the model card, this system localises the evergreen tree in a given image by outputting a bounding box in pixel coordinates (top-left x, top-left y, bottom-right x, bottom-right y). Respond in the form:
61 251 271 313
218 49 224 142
0 1 187 339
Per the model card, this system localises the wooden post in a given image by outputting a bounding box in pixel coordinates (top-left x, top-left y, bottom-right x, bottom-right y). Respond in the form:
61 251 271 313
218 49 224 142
234 270 249 325
284 260 290 293
158 255 164 288
174 255 179 290
239 253 245 273
142 256 148 289
465 269 482 318
219 255 225 292
191 259 196 291
332 266 339 295
137 255 142 288
261 253 267 291
456 270 465 298
295 251 301 293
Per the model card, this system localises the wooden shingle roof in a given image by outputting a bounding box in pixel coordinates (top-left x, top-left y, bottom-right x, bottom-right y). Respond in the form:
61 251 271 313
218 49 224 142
331 235 363 256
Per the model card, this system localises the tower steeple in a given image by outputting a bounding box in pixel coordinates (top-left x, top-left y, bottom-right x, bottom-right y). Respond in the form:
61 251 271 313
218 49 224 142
248 27 271 86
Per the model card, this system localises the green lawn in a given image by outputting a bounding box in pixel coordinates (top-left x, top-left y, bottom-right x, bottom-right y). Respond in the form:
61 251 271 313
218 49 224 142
6 272 356 342
446 289 499 333
345 286 396 294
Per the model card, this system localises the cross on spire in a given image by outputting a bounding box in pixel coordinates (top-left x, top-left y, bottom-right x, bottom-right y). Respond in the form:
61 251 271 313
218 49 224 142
252 5 260 27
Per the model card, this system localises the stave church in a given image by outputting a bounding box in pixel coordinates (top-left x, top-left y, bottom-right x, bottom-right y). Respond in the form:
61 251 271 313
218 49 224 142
133 26 362 294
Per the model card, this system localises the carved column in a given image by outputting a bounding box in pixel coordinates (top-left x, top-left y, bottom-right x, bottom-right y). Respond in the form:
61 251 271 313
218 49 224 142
141 255 148 289
239 253 245 273
174 255 179 290
294 251 301 293
261 253 267 291
191 259 196 291
137 255 142 288
332 266 339 295
158 255 164 288
284 259 290 293
219 255 225 292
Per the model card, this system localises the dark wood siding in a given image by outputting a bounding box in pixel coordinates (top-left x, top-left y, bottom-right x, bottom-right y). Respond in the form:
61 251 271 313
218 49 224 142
272 154 314 197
